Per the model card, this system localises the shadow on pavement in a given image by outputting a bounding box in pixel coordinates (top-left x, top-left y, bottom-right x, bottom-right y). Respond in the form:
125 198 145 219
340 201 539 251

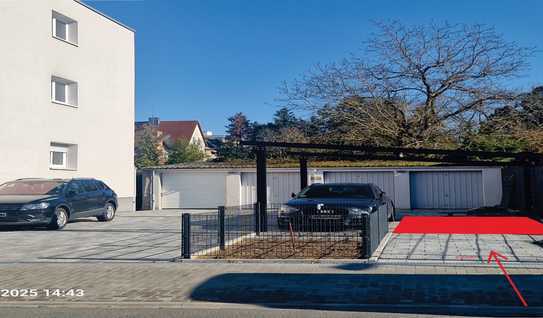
190 273 543 317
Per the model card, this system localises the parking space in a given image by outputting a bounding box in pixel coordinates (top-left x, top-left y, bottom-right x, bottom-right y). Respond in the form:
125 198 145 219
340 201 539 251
379 223 543 263
0 211 186 262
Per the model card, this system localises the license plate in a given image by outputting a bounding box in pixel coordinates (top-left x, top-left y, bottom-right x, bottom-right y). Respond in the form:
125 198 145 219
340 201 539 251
310 215 342 220
0 213 6 217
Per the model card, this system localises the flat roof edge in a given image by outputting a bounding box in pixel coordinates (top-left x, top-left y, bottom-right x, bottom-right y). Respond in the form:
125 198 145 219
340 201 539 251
75 0 135 33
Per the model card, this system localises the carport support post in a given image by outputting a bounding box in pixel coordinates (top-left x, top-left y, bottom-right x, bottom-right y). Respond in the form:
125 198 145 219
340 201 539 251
218 206 225 250
181 213 191 259
256 145 268 232
299 157 308 190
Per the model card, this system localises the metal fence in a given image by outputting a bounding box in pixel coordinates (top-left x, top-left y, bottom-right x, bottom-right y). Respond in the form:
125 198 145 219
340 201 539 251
181 203 389 259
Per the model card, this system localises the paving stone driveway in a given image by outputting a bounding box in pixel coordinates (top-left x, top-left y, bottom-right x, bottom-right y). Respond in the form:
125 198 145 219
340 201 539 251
0 211 185 262
380 230 543 263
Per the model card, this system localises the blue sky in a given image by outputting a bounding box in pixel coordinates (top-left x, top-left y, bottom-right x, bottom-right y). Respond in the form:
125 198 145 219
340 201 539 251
85 0 543 135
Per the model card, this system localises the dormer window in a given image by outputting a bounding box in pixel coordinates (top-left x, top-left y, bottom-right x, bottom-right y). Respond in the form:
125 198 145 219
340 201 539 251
52 11 78 45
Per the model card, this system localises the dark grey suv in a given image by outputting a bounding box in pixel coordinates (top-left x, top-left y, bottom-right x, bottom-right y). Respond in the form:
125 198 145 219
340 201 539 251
0 178 118 230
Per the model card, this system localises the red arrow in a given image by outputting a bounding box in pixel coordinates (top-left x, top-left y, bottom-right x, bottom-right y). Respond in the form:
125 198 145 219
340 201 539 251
487 250 528 307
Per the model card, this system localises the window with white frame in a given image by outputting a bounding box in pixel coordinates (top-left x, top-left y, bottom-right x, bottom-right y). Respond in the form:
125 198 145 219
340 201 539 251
50 143 78 170
52 11 78 45
51 76 78 106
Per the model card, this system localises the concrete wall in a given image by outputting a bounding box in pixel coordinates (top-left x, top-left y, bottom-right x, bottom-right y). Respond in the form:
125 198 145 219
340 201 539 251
0 0 135 211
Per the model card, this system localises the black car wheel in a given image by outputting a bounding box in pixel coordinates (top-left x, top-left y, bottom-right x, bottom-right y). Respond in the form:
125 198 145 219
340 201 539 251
48 207 68 230
97 203 116 222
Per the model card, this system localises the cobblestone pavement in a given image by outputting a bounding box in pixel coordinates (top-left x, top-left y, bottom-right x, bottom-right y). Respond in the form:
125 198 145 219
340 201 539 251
0 262 541 316
0 211 185 262
2 210 543 266
380 232 543 263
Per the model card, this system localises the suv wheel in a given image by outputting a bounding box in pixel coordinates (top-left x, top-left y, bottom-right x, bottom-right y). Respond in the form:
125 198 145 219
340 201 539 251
97 203 116 222
48 207 68 230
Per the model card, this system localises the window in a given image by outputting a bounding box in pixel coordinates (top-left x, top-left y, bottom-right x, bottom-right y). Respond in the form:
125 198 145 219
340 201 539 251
83 181 98 192
50 142 78 170
67 182 83 195
50 145 67 169
52 11 78 45
51 76 78 106
95 181 106 190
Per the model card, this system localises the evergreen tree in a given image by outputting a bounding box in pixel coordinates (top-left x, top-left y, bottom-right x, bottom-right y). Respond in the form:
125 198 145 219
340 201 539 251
167 139 206 164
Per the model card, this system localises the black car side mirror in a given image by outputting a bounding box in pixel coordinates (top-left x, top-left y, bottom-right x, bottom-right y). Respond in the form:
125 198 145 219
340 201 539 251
291 192 297 198
67 190 77 197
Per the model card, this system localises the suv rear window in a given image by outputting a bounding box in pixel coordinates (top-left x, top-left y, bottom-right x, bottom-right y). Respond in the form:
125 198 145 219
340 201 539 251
82 180 98 192
95 181 106 190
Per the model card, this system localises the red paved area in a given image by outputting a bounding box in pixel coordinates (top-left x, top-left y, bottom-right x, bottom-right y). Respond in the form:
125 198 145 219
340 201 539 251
394 216 543 234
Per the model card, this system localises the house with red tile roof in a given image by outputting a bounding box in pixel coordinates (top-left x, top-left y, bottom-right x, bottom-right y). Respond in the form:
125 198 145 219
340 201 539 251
135 117 209 157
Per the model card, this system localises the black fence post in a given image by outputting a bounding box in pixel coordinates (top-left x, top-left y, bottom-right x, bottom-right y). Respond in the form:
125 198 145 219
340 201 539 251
362 214 371 259
254 202 260 236
218 206 225 250
181 213 191 259
256 146 268 232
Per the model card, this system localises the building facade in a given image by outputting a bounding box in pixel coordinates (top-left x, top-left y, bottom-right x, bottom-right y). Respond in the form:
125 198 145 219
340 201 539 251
0 0 135 210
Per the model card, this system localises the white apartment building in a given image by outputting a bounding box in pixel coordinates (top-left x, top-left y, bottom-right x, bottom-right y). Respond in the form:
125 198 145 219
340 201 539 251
0 0 135 210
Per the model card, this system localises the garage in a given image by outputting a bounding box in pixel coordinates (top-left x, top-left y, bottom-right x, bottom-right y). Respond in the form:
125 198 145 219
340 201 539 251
409 171 484 209
241 172 300 205
161 171 226 208
324 171 395 201
141 163 501 211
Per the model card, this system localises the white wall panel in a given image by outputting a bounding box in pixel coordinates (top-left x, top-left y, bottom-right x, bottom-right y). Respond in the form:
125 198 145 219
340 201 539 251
241 172 301 205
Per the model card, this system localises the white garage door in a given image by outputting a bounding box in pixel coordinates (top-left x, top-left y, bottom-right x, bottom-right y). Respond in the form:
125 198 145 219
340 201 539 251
324 171 395 200
410 171 483 209
241 172 301 206
161 172 226 209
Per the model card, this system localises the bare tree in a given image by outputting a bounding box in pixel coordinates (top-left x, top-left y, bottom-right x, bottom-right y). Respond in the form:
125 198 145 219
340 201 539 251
281 21 533 147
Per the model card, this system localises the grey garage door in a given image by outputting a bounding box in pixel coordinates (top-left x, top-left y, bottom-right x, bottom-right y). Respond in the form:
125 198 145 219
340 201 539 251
323 171 395 200
241 172 301 206
410 171 483 209
161 172 226 209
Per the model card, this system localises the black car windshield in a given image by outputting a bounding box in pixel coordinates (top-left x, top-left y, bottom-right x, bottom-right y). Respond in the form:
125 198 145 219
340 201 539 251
298 184 374 199
0 181 65 195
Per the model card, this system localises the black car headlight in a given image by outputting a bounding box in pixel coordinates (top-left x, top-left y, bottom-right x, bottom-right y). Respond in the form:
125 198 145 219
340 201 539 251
348 207 372 218
20 202 50 211
279 205 298 217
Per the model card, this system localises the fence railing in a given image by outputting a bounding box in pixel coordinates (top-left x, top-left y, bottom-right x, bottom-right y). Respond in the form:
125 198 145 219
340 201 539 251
181 203 389 259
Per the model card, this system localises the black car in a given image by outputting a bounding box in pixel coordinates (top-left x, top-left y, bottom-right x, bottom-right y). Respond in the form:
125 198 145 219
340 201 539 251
278 183 395 229
0 178 118 230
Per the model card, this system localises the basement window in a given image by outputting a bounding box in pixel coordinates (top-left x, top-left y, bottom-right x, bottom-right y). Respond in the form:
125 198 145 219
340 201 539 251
50 143 78 170
51 76 78 107
52 11 78 45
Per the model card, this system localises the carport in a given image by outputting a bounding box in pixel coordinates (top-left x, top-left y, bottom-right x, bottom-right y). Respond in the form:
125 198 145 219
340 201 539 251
238 141 543 262
240 141 543 225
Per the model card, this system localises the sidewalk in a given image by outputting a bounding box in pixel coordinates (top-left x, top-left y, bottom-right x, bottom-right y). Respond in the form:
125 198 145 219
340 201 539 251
0 262 541 316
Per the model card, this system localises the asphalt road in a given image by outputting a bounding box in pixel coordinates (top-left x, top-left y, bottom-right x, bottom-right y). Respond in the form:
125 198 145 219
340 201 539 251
0 307 487 318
